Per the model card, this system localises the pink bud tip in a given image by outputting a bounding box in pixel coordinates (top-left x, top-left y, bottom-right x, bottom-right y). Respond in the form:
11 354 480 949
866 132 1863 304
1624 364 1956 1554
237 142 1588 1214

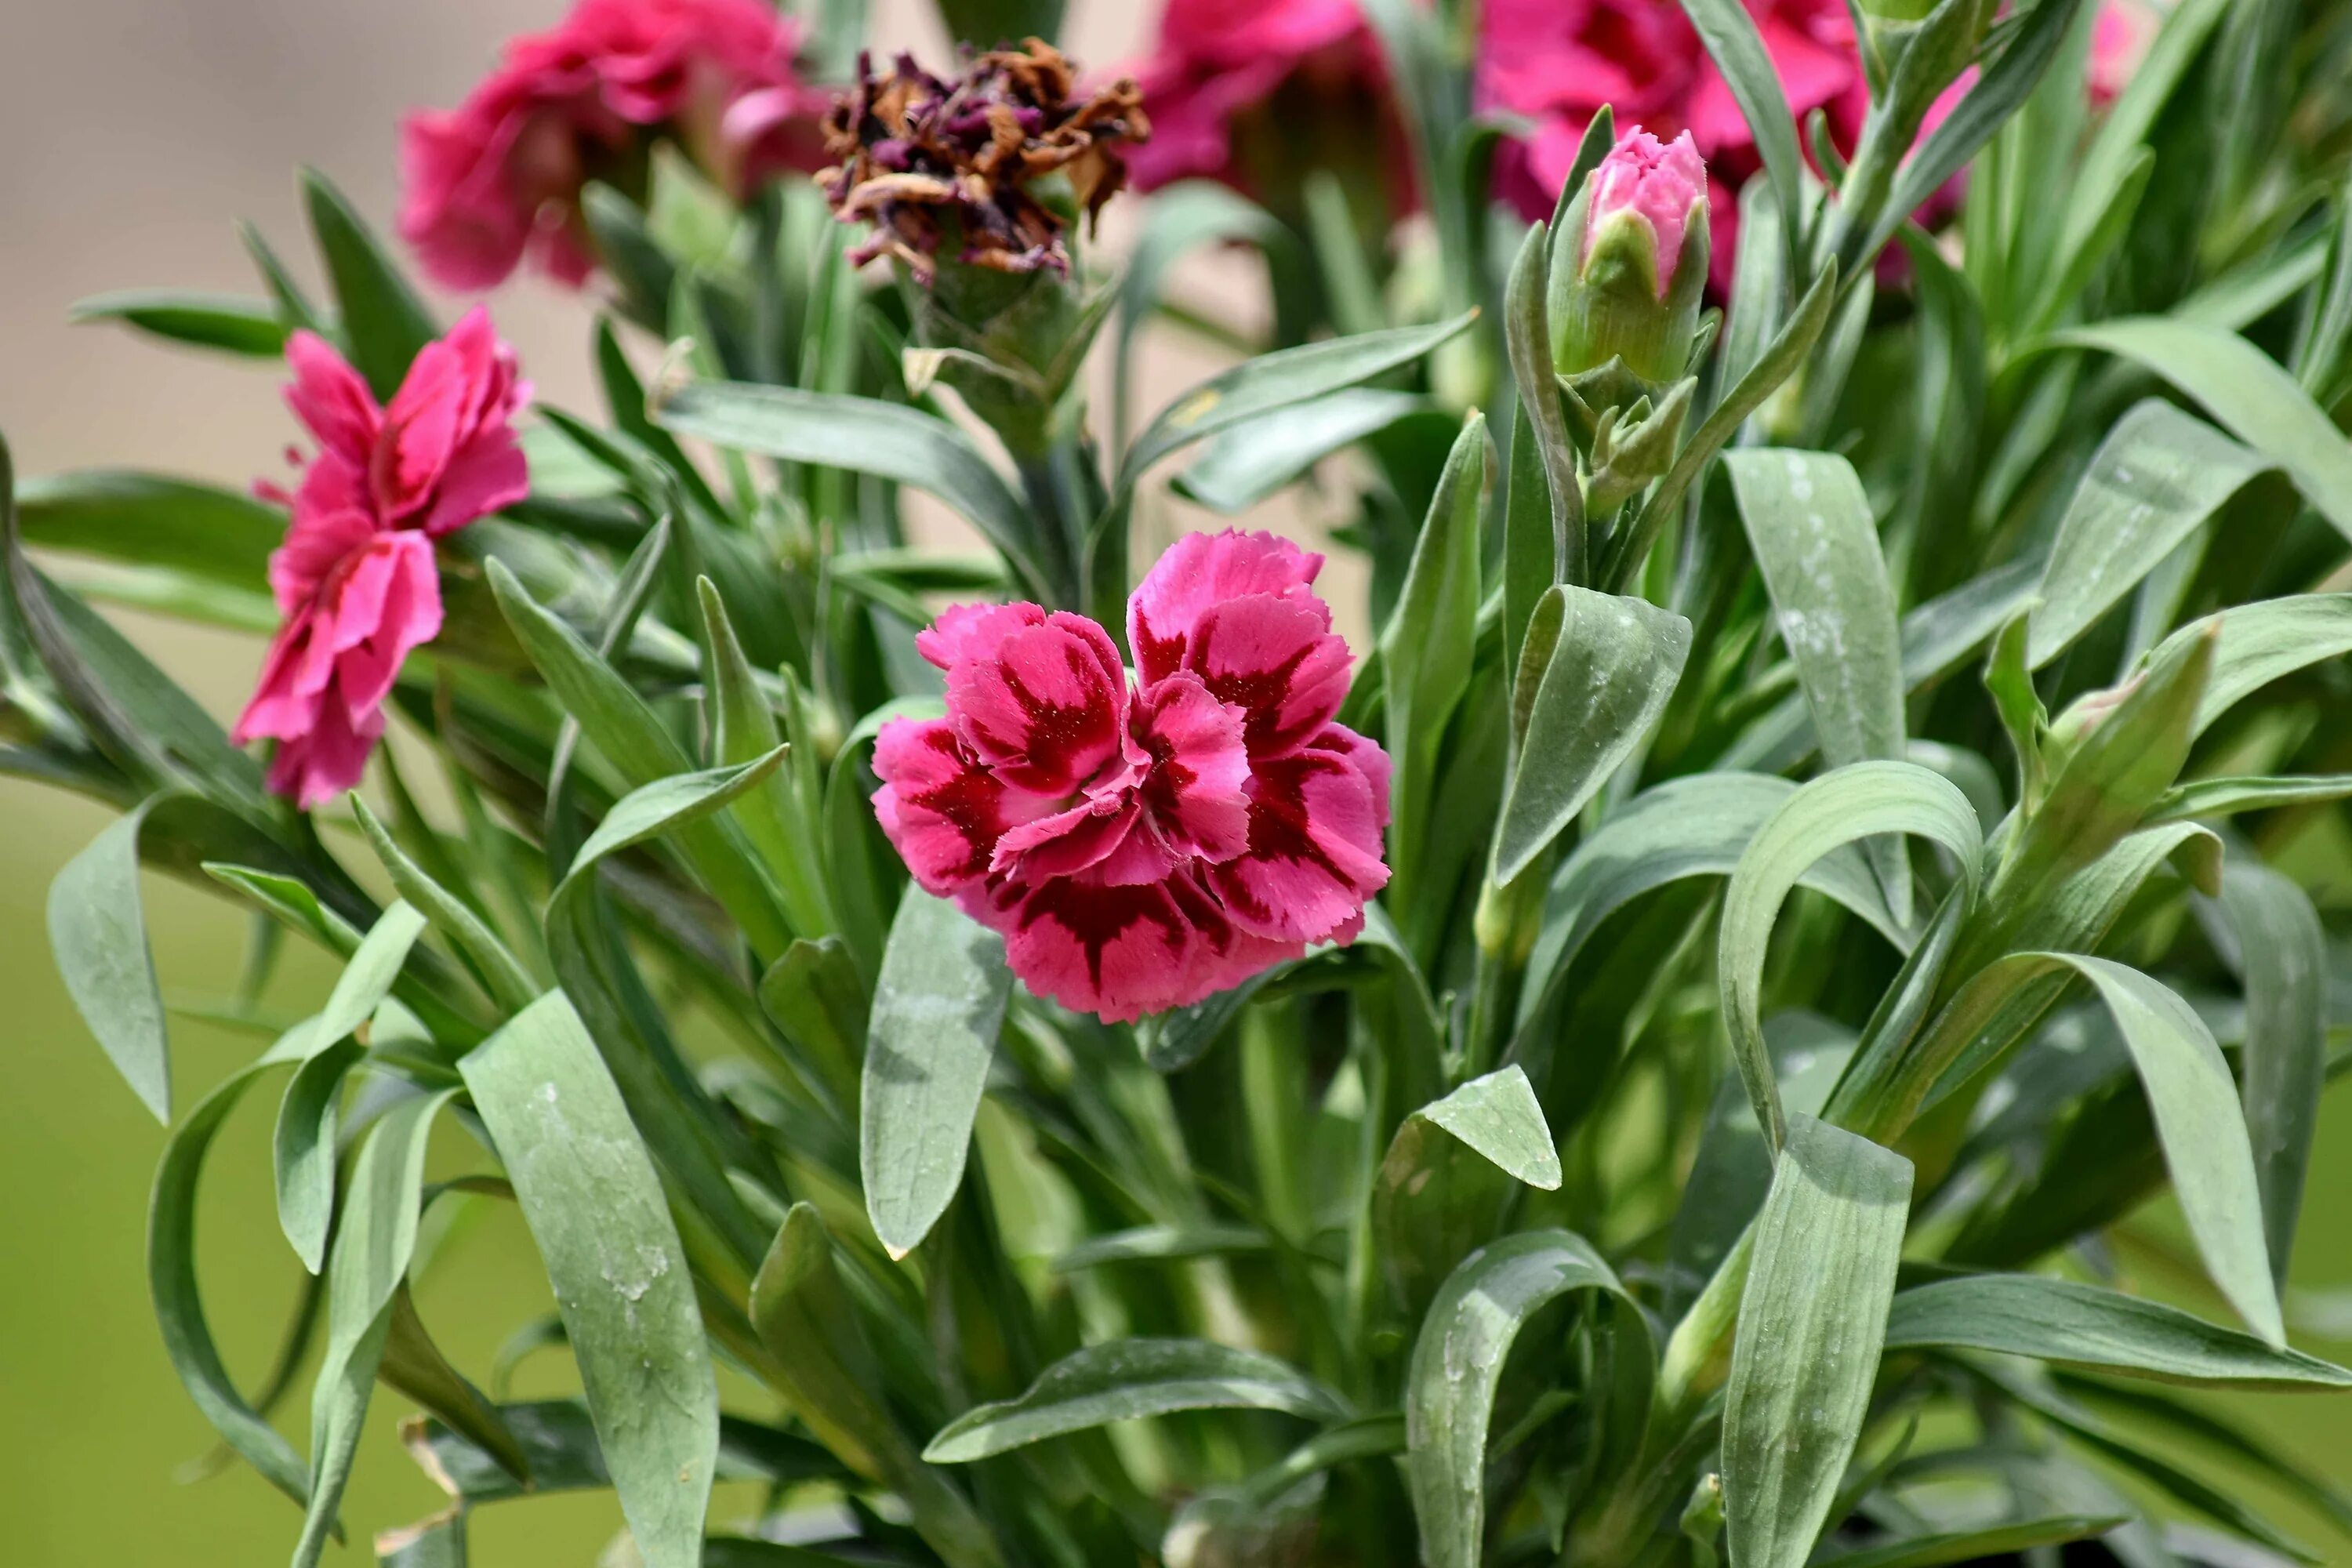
1585 129 1707 297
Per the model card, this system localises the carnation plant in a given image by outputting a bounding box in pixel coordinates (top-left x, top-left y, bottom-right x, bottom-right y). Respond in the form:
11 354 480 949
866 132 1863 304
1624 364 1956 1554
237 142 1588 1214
18 0 2352 1564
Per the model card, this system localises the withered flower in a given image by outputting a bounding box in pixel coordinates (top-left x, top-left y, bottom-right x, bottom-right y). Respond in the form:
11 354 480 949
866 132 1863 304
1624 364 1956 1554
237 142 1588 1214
818 40 1149 283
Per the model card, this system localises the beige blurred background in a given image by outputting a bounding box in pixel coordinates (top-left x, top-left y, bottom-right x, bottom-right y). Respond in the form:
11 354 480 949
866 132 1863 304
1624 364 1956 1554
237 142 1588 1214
2 2 2347 1564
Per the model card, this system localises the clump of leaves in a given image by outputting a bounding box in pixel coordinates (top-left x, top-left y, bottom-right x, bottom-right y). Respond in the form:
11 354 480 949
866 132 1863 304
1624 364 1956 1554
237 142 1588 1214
18 0 2352 1566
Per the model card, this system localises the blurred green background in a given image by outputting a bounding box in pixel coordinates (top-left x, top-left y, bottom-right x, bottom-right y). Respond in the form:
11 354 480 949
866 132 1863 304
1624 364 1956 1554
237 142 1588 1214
2 0 2349 1563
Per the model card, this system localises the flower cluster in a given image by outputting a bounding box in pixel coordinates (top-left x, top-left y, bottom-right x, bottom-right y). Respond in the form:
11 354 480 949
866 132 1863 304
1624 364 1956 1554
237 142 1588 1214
234 310 529 807
873 532 1389 1022
399 0 829 290
818 41 1149 281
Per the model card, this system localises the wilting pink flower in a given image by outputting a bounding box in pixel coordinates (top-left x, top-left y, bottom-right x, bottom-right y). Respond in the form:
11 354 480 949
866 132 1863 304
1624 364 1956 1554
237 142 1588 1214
235 309 530 807
872 532 1390 1022
1123 0 1404 207
399 0 829 290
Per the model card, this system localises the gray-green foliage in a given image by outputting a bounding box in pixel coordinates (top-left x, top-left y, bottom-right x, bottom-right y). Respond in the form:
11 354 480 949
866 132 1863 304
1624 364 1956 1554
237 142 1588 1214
18 9 2352 1566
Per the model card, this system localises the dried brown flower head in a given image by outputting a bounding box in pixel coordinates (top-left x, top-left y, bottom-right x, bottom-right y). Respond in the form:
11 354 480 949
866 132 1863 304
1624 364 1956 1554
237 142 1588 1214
818 40 1149 284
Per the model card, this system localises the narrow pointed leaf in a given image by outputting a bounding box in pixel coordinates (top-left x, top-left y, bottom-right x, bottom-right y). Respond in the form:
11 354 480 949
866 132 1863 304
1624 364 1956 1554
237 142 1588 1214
2050 317 2352 543
292 1087 453 1568
862 890 1012 1260
1723 448 1909 918
924 1339 1348 1464
2204 862 2326 1285
2027 401 2275 667
1493 585 1691 884
1405 1230 1646 1568
1174 388 1426 514
1719 763 1979 1150
1886 1273 2350 1388
460 993 717 1568
51 807 171 1120
300 168 436 400
1723 1114 1912 1568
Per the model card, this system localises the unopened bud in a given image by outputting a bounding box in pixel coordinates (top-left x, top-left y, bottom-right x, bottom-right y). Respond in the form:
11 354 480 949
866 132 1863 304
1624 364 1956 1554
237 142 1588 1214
1550 129 1709 386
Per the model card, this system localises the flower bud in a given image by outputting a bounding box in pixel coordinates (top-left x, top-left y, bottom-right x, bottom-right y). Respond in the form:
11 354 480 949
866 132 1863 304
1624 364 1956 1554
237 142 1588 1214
1548 129 1709 387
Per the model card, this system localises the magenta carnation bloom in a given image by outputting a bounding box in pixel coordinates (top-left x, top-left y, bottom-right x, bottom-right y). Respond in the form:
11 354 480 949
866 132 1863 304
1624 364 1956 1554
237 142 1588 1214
399 0 829 290
1123 0 1402 205
234 308 530 808
872 531 1391 1023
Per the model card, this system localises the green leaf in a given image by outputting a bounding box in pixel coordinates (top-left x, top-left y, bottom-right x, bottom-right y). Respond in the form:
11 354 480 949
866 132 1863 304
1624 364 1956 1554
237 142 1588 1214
1676 0 1803 263
1722 448 1909 916
1722 1113 1912 1568
2203 862 2325 1287
1989 621 2213 923
1051 1222 1275 1273
373 1510 466 1568
746 1205 1000 1568
1667 1026 1853 1316
2027 400 2275 667
271 1035 363 1277
300 168 436 400
1377 1067 1563 1316
698 579 832 939
269 899 428 1274
2150 593 2352 738
2049 317 2352 544
1515 772 1907 1040
1885 1273 2350 1388
459 992 717 1568
350 797 539 1014
1492 585 1691 884
1932 953 2281 1343
488 557 791 959
292 1087 454 1568
1174 388 1427 514
1381 413 1489 910
1609 263 1838 590
924 1339 1347 1464
862 889 1012 1261
1719 762 1979 1150
1503 220 1582 605
149 1024 320 1512
648 380 1046 600
1414 1065 1560 1189
756 936 868 1112
379 1284 530 1490
1860 0 2089 269
70 289 289 357
15 470 282 589
402 1398 840 1505
1963 1358 2317 1561
1117 312 1479 502
1404 1230 1646 1568
1810 1515 2126 1568
316 900 429 1051
50 806 172 1120
2151 773 2352 822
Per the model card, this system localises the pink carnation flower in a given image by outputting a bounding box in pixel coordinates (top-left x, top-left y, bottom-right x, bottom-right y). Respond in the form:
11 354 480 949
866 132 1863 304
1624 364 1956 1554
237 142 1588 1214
872 531 1391 1023
234 308 530 808
1124 0 1401 203
399 0 829 290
